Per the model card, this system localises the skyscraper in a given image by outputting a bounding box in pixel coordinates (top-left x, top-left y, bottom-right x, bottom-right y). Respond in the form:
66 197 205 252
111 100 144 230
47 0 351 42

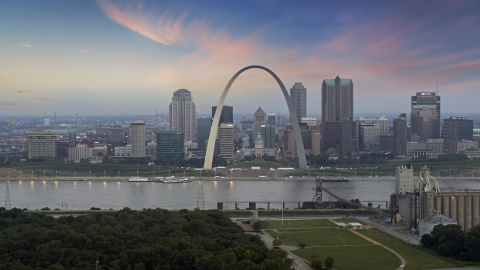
290 82 307 122
212 105 233 125
130 120 145 157
441 117 473 154
252 107 266 143
197 117 212 151
393 114 407 156
410 92 440 141
322 76 353 122
219 123 234 160
169 89 196 142
321 76 354 155
156 131 184 157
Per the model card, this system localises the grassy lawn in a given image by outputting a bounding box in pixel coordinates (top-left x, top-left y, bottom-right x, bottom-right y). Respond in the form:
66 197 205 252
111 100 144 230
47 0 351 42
357 230 456 270
267 228 370 247
332 218 360 223
262 219 336 229
293 245 400 270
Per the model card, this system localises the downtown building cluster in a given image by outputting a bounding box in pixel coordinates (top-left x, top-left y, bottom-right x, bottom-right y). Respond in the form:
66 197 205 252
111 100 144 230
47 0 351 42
2 79 480 164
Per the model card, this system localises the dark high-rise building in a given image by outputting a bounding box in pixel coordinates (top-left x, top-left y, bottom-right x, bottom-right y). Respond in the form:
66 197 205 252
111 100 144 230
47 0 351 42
322 76 353 122
196 118 212 151
321 76 354 154
393 114 407 156
290 82 307 123
212 105 233 125
410 92 440 141
260 124 276 148
441 117 473 154
267 113 276 125
156 131 184 157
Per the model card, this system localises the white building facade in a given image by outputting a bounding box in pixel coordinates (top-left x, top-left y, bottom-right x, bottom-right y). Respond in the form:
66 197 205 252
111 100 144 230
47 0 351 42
169 89 196 142
68 145 92 162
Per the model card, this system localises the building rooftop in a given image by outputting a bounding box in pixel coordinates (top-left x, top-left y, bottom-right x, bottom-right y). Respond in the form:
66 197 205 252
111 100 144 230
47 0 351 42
324 77 352 85
254 106 265 115
174 88 191 93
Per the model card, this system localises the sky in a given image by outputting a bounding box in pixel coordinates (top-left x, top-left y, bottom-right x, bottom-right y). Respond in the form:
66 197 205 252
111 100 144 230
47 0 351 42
1 0 480 117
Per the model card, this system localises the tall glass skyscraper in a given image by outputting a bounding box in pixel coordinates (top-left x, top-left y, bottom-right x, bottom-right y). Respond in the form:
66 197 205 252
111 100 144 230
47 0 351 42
169 89 196 142
410 92 440 141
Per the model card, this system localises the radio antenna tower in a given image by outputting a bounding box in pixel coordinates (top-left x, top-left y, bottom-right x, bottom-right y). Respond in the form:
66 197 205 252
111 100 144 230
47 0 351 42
5 182 11 209
196 181 205 210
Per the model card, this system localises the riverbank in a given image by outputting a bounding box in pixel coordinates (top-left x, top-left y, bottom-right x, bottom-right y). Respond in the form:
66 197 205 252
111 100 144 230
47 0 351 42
2 176 480 181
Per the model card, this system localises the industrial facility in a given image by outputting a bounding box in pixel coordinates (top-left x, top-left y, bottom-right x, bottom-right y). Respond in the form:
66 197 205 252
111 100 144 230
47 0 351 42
391 165 480 234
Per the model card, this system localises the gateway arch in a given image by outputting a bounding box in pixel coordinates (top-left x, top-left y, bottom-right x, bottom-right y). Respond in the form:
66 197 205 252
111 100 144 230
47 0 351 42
203 65 307 170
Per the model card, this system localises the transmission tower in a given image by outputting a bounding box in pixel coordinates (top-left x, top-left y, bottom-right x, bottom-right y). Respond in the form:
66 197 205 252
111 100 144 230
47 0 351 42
5 182 11 209
196 181 205 210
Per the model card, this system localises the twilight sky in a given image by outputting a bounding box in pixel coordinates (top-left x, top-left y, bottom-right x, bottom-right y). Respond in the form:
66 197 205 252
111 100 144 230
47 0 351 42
1 0 480 116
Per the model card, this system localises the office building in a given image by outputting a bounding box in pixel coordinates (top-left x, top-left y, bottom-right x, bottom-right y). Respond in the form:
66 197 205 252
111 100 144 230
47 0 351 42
393 114 407 156
441 117 474 154
68 145 92 162
284 124 320 160
130 120 145 157
410 92 441 141
157 131 184 157
252 107 267 143
27 131 58 158
260 124 276 148
219 123 234 160
197 117 212 151
267 113 276 125
290 82 307 122
301 117 319 127
212 105 233 125
169 89 196 142
321 76 354 155
356 116 387 151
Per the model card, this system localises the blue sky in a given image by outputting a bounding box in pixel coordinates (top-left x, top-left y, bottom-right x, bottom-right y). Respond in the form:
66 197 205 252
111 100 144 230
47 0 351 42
1 0 480 116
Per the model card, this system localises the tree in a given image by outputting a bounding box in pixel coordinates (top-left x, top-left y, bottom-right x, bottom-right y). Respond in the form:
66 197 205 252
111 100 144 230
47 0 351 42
310 254 323 270
252 220 263 231
325 256 334 269
463 225 480 262
272 239 283 248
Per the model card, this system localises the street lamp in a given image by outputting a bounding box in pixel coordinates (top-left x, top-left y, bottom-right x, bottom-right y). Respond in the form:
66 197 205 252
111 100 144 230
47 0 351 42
96 261 99 270
56 171 57 178
75 171 76 177
117 171 120 178
89 171 91 177
43 171 45 178
103 171 106 178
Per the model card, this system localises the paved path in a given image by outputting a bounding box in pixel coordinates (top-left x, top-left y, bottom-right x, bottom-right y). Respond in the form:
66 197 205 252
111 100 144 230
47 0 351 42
261 230 312 270
355 217 420 245
349 229 406 270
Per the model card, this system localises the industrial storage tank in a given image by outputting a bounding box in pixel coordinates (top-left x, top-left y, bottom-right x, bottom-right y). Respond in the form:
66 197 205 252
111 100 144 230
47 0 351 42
419 212 457 236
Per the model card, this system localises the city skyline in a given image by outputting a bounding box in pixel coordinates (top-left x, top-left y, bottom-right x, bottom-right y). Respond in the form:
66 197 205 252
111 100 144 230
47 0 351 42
1 0 480 115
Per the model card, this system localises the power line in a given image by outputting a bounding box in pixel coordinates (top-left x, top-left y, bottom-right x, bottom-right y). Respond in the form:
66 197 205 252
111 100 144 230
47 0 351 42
5 182 11 209
196 181 205 210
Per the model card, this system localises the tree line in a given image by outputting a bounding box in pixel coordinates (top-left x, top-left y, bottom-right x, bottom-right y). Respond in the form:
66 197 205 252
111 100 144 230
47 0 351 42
421 224 480 262
0 208 294 269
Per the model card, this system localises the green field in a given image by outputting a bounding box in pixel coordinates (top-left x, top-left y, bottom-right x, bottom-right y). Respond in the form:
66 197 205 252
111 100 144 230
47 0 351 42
293 245 400 270
267 228 370 247
356 230 456 270
262 219 336 229
262 219 456 270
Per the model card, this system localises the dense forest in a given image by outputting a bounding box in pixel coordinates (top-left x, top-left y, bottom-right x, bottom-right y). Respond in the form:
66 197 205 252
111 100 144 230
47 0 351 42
0 208 293 270
421 224 480 262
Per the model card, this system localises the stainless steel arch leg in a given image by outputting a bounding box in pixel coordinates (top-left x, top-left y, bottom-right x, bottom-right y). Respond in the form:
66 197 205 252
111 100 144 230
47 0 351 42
204 65 307 170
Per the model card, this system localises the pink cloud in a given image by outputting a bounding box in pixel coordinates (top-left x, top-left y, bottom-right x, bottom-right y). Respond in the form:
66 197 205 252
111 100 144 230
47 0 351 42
81 49 91 53
20 44 32 47
98 1 480 101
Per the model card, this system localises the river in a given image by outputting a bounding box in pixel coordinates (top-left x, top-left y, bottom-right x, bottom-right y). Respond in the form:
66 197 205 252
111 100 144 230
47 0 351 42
1 179 479 210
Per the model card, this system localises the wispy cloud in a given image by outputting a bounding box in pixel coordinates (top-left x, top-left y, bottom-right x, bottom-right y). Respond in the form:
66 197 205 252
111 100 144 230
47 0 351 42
0 101 21 106
81 49 91 53
20 43 42 48
35 97 56 103
15 89 31 94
